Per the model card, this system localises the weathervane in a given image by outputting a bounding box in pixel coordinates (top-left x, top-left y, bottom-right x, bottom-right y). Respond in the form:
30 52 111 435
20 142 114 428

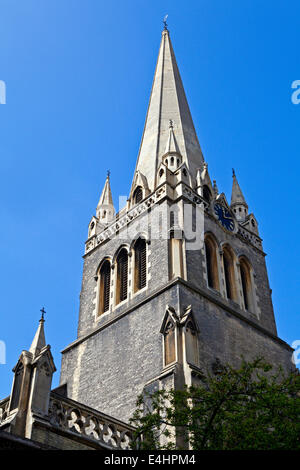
163 14 168 31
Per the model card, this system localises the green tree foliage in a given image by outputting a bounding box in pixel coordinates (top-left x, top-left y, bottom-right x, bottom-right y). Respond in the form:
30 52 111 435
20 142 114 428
130 359 300 450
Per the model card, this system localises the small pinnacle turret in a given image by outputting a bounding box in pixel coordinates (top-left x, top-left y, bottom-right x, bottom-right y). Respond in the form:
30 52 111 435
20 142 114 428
96 172 115 223
163 120 181 156
196 162 213 200
231 169 248 221
213 179 219 197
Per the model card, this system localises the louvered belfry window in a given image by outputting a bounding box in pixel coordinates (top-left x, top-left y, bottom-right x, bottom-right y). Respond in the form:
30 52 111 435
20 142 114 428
223 248 236 301
99 260 111 314
204 237 219 291
117 249 128 303
133 187 143 205
134 238 147 291
240 259 253 311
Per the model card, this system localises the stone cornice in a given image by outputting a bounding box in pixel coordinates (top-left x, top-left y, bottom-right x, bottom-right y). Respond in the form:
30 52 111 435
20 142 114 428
61 277 293 355
84 182 263 258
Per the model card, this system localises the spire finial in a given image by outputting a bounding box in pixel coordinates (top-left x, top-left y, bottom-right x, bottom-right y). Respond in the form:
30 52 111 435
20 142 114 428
163 14 168 31
232 168 236 177
40 307 46 322
169 119 174 129
107 169 110 179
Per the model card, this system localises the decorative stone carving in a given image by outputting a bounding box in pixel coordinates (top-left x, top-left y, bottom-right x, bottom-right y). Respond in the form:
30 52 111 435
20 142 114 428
48 395 134 449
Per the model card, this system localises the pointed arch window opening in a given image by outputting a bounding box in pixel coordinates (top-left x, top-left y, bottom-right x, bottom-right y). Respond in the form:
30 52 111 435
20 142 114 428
240 259 253 312
116 249 128 304
134 238 147 292
99 260 111 315
223 248 237 301
133 187 143 205
204 237 219 291
203 185 212 203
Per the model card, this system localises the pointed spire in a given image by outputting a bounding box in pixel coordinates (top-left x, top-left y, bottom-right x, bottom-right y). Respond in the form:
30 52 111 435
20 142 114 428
131 28 204 193
96 173 115 222
29 310 46 358
97 171 113 208
231 169 248 207
231 169 248 220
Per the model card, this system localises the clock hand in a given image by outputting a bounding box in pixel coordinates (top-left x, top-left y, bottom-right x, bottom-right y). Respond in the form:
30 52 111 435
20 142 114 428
222 208 233 220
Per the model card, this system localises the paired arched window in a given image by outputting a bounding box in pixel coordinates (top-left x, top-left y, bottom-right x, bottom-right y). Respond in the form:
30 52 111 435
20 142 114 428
223 247 237 301
134 238 147 292
116 249 128 304
204 235 255 311
98 260 111 315
133 186 143 205
239 258 253 312
204 236 219 290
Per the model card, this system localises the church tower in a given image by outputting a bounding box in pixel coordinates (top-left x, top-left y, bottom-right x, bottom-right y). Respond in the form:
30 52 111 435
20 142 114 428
60 26 294 424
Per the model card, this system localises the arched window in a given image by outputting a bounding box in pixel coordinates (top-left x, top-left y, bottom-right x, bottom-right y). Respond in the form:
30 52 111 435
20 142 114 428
99 260 111 315
223 247 237 301
240 258 253 311
164 321 176 365
134 238 147 292
204 236 219 290
185 320 198 366
116 249 128 304
133 186 143 205
203 185 212 203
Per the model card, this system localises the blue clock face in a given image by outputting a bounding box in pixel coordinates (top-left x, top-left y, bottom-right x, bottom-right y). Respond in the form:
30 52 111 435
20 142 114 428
214 203 235 231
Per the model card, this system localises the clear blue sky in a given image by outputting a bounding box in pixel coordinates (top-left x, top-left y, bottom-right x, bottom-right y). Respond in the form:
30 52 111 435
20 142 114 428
0 0 299 396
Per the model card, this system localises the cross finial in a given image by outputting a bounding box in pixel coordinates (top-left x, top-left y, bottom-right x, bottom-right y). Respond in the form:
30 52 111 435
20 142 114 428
163 14 168 31
40 307 46 322
169 119 174 129
107 169 110 179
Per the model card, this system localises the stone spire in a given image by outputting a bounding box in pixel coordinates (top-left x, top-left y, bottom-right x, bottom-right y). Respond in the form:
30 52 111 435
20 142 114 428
29 311 46 359
96 172 115 222
231 169 248 221
131 27 204 193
